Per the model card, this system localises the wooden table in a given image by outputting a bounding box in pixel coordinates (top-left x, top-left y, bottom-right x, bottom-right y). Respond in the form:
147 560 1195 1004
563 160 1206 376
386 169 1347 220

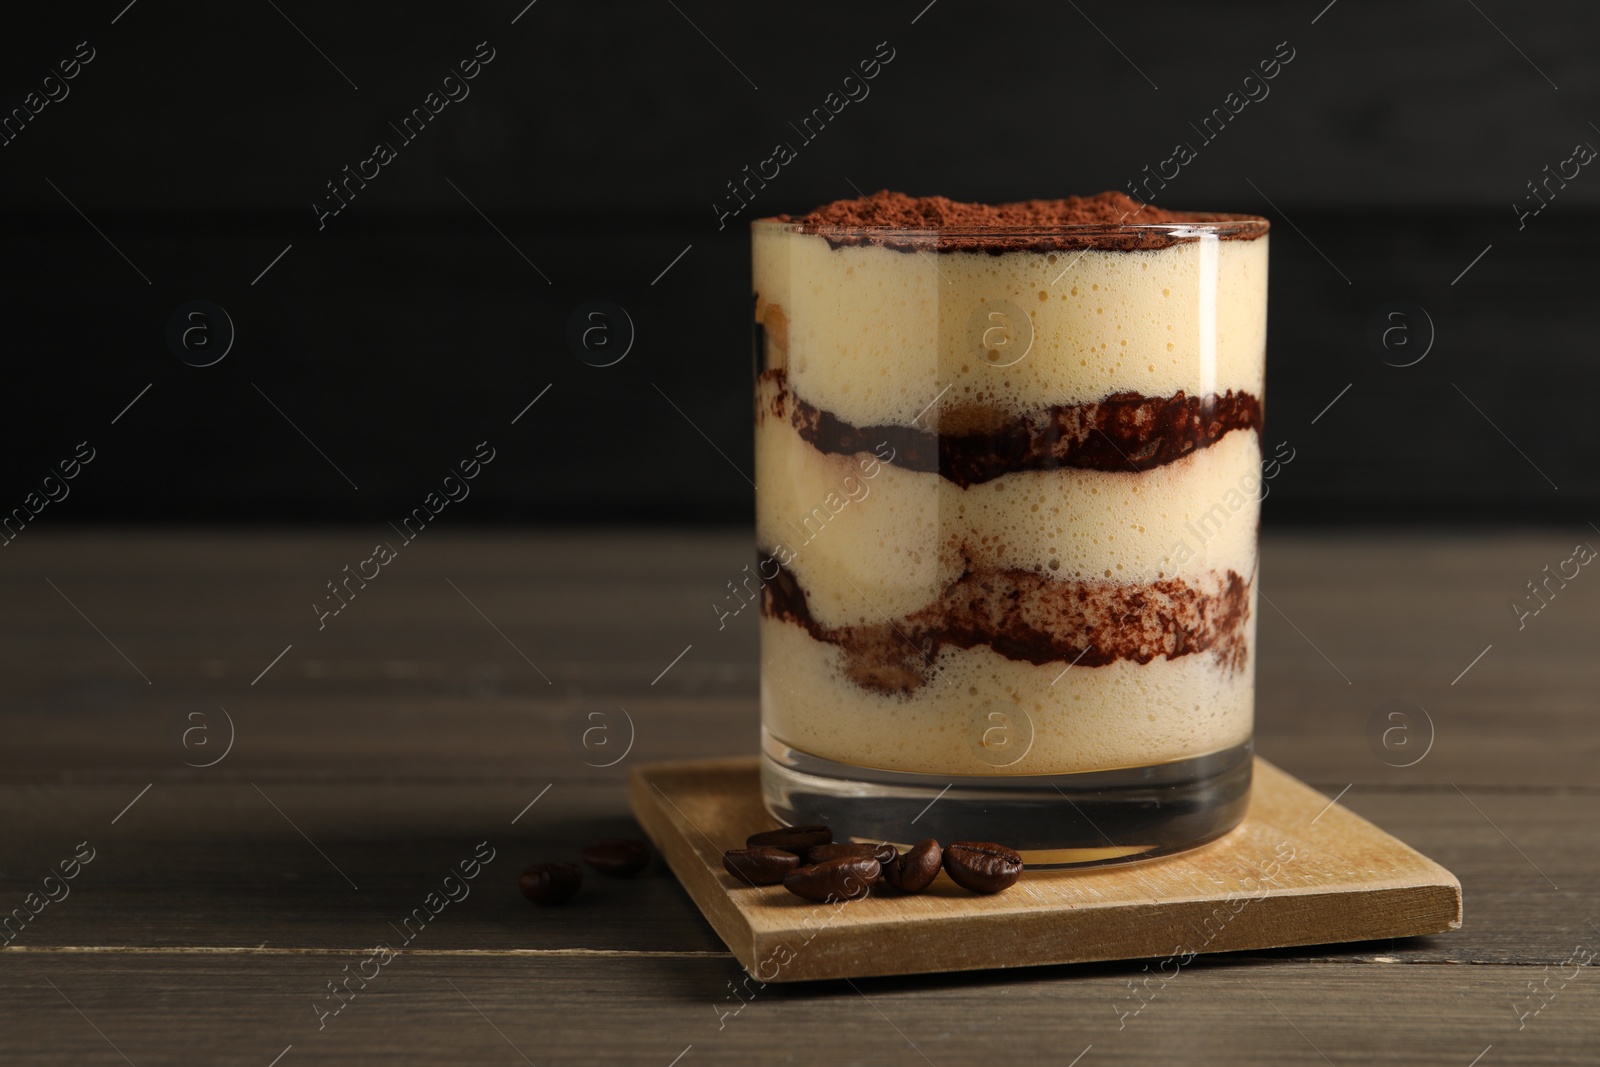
2 529 1595 1065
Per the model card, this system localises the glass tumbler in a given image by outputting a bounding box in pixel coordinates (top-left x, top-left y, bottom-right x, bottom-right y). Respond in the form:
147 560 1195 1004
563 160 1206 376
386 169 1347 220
751 212 1269 866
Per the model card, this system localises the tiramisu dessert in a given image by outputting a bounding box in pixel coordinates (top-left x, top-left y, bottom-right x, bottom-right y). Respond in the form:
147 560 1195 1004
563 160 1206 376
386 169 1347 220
753 191 1268 857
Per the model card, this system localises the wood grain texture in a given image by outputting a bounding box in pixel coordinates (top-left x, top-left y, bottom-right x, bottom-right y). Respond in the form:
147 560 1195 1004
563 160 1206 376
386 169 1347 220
0 530 1594 1062
1 529 1596 787
0 780 1587 967
3 955 1595 1067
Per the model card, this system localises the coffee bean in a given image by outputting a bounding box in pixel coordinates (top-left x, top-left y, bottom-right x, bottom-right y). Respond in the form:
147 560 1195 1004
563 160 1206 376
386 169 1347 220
805 842 897 869
518 863 583 905
883 838 943 893
747 824 832 853
581 838 650 877
781 856 879 902
942 841 1023 894
722 846 801 886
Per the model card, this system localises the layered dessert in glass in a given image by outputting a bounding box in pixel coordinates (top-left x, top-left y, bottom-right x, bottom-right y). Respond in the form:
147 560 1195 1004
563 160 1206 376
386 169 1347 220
753 191 1269 864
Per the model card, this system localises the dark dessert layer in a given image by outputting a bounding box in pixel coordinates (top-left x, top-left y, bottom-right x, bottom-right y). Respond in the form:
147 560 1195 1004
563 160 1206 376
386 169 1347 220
762 368 1261 487
765 191 1268 254
761 555 1251 695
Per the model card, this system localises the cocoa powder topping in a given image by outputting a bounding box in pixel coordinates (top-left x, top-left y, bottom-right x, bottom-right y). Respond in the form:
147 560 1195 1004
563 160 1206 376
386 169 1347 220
766 190 1268 253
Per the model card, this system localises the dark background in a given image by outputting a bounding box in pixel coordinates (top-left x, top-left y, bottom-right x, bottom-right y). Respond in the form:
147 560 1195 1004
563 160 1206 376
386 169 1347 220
0 0 1593 526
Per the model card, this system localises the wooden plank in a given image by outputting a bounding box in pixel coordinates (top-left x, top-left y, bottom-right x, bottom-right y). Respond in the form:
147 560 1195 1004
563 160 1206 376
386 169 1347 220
0 530 1595 789
0 680 1594 792
0 781 727 954
1252 529 1600 788
630 757 1460 982
0 528 1591 985
0 779 1587 965
0 954 1592 1067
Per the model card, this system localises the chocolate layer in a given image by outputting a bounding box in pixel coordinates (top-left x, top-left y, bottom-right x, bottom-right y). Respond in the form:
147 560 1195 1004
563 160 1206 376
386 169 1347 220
761 555 1251 695
766 191 1269 254
764 368 1261 487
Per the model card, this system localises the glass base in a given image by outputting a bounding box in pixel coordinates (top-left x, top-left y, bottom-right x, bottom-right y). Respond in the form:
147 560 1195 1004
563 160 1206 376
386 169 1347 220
761 730 1252 869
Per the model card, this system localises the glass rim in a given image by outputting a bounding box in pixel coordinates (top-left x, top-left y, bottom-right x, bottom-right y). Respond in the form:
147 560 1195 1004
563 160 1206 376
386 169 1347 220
751 215 1270 239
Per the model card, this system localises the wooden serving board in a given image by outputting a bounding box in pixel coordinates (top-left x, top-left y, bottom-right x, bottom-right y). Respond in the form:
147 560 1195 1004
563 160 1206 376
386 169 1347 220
629 756 1461 982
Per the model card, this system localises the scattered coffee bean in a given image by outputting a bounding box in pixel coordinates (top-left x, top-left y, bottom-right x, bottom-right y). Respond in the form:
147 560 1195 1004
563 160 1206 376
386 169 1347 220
519 862 583 905
805 842 898 868
942 841 1023 894
581 838 651 877
782 856 879 902
883 838 943 893
722 846 801 886
747 824 832 853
